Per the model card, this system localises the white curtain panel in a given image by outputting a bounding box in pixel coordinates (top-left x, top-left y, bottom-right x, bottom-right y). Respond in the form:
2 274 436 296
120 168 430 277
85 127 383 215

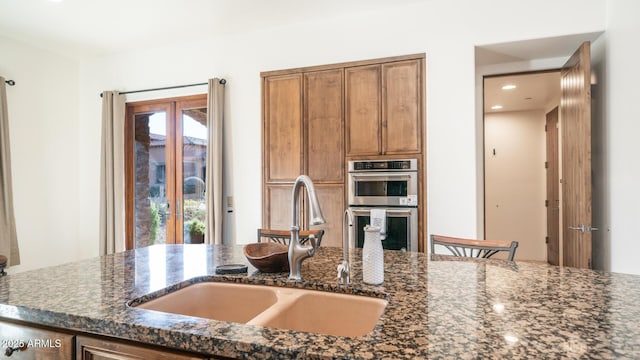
205 79 225 245
0 77 20 266
99 91 126 255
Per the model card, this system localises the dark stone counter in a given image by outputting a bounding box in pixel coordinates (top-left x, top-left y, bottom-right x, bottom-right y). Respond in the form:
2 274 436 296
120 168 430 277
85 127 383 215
0 244 639 359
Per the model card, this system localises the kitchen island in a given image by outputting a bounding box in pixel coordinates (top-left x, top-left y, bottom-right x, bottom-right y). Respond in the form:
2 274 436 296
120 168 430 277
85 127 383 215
0 244 639 359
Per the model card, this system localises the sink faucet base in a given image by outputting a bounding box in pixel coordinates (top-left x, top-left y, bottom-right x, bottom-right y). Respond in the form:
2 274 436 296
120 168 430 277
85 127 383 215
288 176 325 282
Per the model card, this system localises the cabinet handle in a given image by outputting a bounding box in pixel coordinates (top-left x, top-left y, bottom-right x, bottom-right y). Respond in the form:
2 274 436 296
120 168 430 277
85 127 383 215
5 343 27 357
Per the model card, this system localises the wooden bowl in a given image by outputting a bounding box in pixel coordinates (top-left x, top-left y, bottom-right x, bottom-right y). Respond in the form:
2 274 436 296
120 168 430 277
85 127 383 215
243 242 289 273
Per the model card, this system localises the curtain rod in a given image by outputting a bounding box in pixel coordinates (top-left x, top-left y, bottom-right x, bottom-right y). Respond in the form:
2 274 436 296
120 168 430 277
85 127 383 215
4 80 15 86
99 79 226 97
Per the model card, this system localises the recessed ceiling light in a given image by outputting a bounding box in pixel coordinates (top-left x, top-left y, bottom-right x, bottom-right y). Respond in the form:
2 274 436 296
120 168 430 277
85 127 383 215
491 105 503 110
502 84 516 90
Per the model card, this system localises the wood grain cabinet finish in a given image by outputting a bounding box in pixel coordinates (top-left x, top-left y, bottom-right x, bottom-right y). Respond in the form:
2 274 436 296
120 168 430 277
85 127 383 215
263 69 345 246
309 184 345 248
382 59 422 155
76 336 207 360
345 65 381 156
304 69 344 183
346 59 423 156
0 321 74 360
264 184 296 231
263 74 303 182
263 54 425 249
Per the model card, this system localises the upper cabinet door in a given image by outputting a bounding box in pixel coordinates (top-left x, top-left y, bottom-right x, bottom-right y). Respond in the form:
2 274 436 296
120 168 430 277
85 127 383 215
345 65 381 156
304 69 344 183
382 59 422 155
264 74 303 182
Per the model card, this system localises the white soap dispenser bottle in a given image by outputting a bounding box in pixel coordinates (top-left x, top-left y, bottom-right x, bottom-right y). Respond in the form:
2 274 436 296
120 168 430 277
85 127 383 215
362 225 384 285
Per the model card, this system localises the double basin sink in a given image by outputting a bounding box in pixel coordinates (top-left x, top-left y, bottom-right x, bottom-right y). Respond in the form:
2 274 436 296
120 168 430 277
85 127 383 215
133 282 387 337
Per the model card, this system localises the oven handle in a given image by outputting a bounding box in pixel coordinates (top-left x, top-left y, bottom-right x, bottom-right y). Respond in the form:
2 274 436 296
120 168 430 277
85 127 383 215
349 207 417 216
349 172 416 182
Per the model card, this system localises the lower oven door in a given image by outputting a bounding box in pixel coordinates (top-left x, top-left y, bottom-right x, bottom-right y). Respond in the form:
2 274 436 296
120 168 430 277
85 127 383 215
350 207 418 251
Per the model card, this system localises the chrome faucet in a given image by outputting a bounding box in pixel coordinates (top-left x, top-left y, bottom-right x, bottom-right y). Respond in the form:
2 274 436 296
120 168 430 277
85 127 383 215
337 208 353 285
288 175 326 282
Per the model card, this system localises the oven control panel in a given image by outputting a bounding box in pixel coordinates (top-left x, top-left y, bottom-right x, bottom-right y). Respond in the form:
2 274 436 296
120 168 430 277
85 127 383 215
349 159 417 172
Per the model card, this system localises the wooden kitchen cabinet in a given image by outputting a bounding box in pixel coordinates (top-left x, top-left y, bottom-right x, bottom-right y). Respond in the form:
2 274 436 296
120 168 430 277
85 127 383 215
304 69 344 183
264 184 296 231
76 336 207 360
309 184 345 248
263 73 303 182
382 59 422 155
346 58 423 156
345 65 381 156
263 54 425 249
0 320 74 359
263 68 345 245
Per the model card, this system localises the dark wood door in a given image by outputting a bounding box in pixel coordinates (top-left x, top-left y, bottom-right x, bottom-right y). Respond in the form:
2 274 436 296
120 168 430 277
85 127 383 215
562 42 593 269
546 107 560 266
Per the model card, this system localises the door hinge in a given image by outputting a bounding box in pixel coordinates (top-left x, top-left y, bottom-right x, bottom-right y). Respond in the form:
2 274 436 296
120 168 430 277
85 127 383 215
545 161 548 169
545 236 549 244
545 200 549 207
545 124 548 131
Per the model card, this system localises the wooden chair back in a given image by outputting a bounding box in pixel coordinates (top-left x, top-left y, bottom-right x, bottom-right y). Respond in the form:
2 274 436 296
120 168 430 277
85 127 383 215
430 234 518 261
257 229 325 247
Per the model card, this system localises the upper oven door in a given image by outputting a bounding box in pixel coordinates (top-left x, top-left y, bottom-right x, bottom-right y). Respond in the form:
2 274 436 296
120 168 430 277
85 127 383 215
348 171 418 206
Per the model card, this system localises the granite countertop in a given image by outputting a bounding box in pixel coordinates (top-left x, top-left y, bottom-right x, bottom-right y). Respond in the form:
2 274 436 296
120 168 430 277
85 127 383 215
1 244 640 359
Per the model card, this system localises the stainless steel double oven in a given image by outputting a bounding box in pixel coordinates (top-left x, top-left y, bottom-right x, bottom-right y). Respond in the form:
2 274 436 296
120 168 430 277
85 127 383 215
348 159 418 251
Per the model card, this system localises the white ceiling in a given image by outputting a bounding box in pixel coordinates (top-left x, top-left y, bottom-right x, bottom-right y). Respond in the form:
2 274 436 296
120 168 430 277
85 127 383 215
475 32 603 66
484 71 561 114
477 32 603 114
0 0 426 59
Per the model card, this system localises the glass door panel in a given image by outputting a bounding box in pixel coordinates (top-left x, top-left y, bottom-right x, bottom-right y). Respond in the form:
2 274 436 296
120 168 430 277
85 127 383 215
126 95 207 250
178 105 208 244
133 110 171 248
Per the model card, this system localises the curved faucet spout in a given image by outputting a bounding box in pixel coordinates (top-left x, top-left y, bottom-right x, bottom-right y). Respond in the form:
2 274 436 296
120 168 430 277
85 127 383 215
338 208 353 285
289 175 326 282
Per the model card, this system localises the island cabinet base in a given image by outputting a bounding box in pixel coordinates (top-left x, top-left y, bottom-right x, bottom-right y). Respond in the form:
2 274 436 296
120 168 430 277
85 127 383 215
0 320 74 359
1 319 217 360
76 336 209 360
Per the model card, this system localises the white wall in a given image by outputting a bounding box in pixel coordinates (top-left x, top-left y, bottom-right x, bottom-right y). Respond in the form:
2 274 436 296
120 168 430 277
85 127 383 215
484 111 547 261
75 0 606 259
1 0 619 272
0 35 81 273
603 0 640 275
591 28 609 272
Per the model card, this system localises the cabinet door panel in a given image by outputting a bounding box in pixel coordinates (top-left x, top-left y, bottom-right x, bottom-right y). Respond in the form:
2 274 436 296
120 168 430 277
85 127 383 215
265 184 296 231
264 74 303 182
382 59 422 155
76 336 205 360
309 185 345 248
0 321 74 360
345 65 381 156
305 69 344 182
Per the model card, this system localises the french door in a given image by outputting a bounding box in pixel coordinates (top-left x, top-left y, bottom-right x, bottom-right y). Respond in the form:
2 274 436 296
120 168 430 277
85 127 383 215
125 95 208 249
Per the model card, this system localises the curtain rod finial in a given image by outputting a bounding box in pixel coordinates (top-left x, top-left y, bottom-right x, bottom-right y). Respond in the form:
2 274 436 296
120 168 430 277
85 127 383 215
5 80 15 86
219 79 226 85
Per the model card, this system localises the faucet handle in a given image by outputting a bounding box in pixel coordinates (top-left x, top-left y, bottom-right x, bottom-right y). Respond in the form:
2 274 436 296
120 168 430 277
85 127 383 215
308 234 318 249
337 260 350 285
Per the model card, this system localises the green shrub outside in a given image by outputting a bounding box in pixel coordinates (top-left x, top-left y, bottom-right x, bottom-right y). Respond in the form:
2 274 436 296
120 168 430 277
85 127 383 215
150 202 160 244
